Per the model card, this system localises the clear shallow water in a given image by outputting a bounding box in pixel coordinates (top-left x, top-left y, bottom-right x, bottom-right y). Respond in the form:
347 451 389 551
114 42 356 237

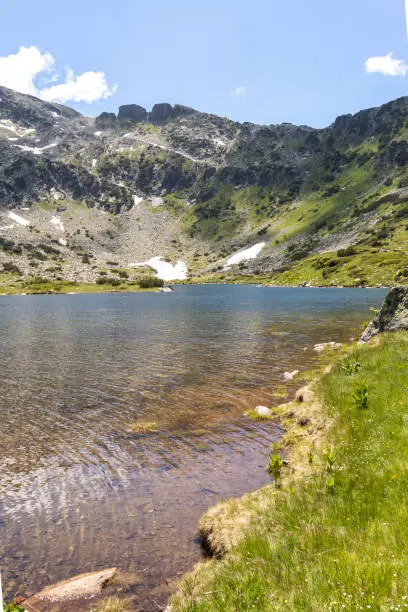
0 286 386 609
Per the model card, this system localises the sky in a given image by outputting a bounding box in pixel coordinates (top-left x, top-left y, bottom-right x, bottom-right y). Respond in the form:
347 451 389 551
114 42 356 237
0 0 408 128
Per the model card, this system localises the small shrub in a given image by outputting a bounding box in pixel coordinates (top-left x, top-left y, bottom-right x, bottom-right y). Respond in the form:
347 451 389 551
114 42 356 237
337 246 357 257
138 276 164 288
354 384 369 409
2 262 22 275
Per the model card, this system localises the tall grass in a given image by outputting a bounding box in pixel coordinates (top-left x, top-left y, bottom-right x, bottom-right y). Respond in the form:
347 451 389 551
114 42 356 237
171 332 408 610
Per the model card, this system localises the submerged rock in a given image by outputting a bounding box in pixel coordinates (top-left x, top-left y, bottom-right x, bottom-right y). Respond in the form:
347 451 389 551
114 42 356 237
24 568 117 608
360 287 408 342
313 342 342 352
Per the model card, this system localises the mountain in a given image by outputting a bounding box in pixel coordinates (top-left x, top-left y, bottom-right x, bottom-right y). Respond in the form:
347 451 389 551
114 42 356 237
1 84 408 291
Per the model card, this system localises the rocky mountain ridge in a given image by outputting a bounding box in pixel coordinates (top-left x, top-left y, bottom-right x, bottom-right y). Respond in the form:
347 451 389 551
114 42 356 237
1 85 408 290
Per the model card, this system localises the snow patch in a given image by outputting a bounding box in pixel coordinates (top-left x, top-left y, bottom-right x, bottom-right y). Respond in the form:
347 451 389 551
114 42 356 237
225 242 266 268
92 158 97 168
51 215 65 232
15 142 58 155
214 137 227 147
8 137 18 142
94 131 102 137
129 256 188 281
59 238 67 246
8 211 30 226
0 119 35 137
133 195 143 206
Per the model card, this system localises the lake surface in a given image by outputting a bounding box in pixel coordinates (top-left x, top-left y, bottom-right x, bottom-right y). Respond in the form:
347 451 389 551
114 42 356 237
0 286 386 609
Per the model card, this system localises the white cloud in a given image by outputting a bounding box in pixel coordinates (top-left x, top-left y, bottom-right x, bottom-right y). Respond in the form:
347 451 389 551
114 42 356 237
0 46 54 96
41 69 117 103
230 85 247 96
0 46 116 104
365 53 408 77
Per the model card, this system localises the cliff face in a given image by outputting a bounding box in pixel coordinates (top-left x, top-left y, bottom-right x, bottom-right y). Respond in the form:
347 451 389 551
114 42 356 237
2 86 408 286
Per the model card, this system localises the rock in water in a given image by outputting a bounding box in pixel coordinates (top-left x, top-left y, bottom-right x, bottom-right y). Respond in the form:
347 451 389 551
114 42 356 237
255 406 272 417
23 568 117 607
283 370 300 381
360 287 408 342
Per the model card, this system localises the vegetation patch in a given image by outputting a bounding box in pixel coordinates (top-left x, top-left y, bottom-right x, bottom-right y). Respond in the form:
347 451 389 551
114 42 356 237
170 332 408 611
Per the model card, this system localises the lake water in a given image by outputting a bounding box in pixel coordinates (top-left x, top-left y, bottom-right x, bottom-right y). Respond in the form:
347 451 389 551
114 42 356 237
0 286 386 609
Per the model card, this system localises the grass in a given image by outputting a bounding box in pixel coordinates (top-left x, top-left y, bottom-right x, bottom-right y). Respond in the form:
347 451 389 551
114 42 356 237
92 597 128 612
170 332 408 611
127 421 158 434
0 278 160 295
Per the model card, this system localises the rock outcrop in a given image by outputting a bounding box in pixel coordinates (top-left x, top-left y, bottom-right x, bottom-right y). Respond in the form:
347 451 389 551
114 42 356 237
118 104 148 124
360 287 408 342
95 111 117 131
150 103 173 123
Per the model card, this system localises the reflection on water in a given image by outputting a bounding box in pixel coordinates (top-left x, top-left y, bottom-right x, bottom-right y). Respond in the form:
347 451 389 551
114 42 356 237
0 286 386 608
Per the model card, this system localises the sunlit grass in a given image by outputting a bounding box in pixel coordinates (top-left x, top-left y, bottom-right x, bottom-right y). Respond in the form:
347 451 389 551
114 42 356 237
171 332 408 611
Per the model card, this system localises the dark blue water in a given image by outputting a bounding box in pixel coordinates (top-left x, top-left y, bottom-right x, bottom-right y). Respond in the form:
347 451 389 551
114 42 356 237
0 285 386 607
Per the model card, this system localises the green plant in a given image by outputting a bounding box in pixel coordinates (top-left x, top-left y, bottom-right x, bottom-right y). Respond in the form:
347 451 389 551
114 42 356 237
3 602 25 612
327 475 335 494
340 355 361 376
353 383 369 409
324 447 336 474
267 453 284 486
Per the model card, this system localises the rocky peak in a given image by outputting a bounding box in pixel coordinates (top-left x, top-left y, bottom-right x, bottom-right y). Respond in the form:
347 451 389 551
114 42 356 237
95 112 117 131
118 104 148 124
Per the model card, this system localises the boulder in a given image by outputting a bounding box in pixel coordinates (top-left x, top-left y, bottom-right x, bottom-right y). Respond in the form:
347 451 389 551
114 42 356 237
360 287 408 342
150 103 173 123
283 370 299 381
23 568 117 608
95 112 117 131
118 104 147 124
255 405 272 417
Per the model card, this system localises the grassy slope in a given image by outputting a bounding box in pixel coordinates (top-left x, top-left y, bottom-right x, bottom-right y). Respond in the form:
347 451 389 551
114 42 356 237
0 274 158 294
170 332 408 611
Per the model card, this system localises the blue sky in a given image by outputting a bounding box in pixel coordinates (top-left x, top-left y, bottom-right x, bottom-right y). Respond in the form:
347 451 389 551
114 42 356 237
0 0 407 127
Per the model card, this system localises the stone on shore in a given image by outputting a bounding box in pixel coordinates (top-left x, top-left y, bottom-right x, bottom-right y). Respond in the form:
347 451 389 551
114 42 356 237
255 405 272 417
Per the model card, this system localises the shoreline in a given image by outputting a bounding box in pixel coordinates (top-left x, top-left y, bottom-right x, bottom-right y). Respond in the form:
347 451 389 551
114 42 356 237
168 326 408 611
0 279 392 296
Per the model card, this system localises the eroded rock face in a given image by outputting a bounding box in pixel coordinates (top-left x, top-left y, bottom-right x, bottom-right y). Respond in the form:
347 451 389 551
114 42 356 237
360 287 408 342
118 104 148 124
